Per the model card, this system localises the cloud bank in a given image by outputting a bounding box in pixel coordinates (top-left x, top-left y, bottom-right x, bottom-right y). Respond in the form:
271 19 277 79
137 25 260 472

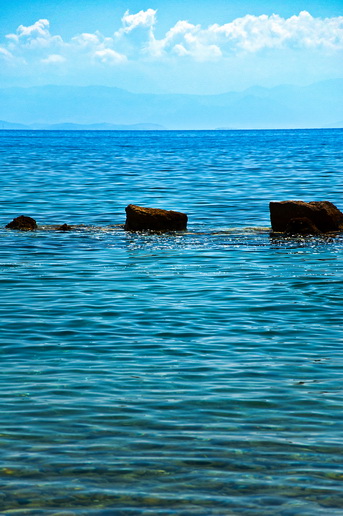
0 9 342 94
1 9 342 67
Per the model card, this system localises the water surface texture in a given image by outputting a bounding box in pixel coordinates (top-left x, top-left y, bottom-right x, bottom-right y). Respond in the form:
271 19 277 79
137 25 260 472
0 129 343 515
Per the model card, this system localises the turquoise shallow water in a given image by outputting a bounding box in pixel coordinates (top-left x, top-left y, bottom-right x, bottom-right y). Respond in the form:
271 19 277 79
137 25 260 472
0 129 343 515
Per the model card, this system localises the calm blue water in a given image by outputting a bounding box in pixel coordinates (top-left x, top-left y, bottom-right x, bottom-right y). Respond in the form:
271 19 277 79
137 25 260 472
0 129 343 515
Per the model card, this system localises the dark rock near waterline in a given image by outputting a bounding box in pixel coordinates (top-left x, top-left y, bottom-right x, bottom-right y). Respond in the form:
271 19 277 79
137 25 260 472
284 217 320 235
269 201 343 233
124 204 188 232
56 223 72 231
5 215 37 230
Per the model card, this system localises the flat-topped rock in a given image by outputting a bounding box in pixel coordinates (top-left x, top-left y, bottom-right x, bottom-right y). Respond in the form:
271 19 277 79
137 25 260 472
125 204 188 232
5 215 38 231
270 201 343 233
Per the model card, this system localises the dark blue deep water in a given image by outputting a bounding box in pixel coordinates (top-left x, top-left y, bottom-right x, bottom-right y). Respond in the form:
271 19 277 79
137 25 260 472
0 129 343 515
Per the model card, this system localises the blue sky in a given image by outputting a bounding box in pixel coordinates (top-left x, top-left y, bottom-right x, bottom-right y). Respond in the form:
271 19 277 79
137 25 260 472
1 0 342 93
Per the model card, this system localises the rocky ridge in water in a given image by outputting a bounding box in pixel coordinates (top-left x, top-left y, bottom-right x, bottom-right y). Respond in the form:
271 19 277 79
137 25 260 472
4 201 343 236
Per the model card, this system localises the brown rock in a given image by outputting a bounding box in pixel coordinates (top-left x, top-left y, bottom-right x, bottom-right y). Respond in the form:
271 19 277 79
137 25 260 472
269 201 343 233
125 204 188 232
284 217 320 235
57 223 72 231
5 215 37 230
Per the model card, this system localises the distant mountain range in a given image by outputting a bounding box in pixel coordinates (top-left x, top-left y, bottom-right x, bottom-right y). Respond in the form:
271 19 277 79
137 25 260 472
0 120 165 130
0 79 342 130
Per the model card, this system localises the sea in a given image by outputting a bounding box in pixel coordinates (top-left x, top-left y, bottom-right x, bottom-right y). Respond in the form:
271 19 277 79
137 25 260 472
0 128 343 515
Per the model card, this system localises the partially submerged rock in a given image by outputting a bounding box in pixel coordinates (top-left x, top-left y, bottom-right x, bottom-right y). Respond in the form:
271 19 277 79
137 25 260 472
269 201 343 234
56 223 72 231
284 217 320 235
125 204 188 232
5 215 37 231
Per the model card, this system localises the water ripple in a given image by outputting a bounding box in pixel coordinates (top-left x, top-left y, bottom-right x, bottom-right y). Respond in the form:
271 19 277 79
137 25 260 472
0 129 343 514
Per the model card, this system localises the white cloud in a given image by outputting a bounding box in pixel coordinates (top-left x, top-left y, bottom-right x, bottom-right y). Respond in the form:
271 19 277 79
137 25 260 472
94 48 127 64
117 9 157 35
208 11 343 53
171 38 222 61
41 54 66 64
148 20 197 57
0 46 13 60
71 31 127 64
114 9 157 58
17 19 50 38
147 20 223 61
71 31 114 50
3 22 128 68
144 11 343 60
6 19 64 49
72 32 102 48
